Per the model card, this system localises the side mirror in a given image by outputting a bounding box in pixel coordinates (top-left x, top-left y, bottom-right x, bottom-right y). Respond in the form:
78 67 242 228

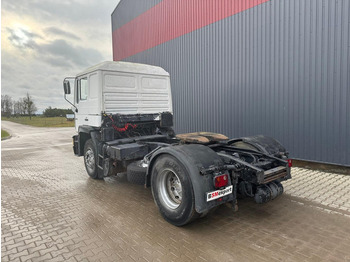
63 80 71 94
63 77 78 112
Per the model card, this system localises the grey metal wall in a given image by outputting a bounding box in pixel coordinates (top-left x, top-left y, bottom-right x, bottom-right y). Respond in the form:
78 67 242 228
112 0 163 28
112 0 350 166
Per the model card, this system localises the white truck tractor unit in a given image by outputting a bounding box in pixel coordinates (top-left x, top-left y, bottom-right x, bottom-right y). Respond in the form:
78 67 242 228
63 61 292 226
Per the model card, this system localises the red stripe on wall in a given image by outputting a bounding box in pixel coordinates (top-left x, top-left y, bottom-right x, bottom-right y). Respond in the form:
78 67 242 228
113 0 269 61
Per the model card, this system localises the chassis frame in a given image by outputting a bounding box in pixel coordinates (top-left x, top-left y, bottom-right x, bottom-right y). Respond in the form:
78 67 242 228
72 113 291 217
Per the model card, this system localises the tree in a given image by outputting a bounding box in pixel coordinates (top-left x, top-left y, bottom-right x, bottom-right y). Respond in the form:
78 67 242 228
43 107 74 117
1 95 13 117
13 98 26 116
23 93 37 119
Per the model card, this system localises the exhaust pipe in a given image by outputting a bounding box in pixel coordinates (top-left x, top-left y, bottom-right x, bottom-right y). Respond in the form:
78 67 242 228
254 182 284 204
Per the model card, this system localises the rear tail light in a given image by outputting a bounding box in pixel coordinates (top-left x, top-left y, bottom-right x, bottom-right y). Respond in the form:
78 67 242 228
214 174 228 188
287 159 293 168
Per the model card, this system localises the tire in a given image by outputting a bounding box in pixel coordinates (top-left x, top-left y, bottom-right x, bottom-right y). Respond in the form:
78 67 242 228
83 139 102 180
127 161 146 185
151 155 198 226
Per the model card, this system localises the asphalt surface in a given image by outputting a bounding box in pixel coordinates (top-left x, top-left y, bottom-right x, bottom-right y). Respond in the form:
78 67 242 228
2 121 350 262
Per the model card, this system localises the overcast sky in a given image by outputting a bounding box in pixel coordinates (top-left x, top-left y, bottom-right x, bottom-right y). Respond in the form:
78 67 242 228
1 0 120 113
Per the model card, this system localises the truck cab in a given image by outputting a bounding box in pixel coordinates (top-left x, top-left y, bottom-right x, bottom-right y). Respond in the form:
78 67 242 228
64 61 173 131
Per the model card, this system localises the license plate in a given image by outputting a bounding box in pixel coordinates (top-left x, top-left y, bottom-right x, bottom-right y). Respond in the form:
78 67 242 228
206 185 233 202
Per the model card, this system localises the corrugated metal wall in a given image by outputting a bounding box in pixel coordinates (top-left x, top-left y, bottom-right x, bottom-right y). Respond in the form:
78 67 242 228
112 0 350 166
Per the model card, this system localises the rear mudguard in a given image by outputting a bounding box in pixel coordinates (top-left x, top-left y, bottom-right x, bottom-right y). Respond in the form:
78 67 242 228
146 144 233 214
229 135 288 156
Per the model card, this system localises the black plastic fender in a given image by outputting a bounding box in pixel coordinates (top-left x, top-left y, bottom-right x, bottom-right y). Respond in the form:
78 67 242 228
229 135 288 157
75 126 99 156
146 144 233 214
78 125 96 134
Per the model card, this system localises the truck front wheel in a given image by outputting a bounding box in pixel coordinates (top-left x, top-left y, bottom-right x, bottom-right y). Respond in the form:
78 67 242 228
84 139 101 180
151 155 198 226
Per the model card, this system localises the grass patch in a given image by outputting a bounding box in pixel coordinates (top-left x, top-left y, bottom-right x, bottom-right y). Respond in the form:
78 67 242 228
2 116 75 127
1 129 10 139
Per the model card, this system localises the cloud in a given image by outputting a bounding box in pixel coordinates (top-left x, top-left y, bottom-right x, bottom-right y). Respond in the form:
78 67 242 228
2 0 116 25
40 39 103 68
44 27 81 40
1 51 77 112
5 24 103 68
7 27 41 49
1 0 120 113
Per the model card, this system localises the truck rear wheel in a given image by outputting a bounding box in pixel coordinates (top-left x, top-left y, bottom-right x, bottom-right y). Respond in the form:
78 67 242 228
84 139 102 180
151 155 198 226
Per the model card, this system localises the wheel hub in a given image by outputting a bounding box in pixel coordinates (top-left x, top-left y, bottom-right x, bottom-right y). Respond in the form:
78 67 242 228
85 149 95 170
158 169 182 209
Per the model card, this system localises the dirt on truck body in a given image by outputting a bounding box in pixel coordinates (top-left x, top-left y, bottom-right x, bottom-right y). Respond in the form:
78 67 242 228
63 61 291 226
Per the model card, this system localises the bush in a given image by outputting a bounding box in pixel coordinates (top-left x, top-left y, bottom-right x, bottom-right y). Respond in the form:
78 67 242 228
43 107 74 117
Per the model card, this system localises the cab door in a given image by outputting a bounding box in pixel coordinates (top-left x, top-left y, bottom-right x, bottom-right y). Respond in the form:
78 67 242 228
75 74 101 130
75 77 89 129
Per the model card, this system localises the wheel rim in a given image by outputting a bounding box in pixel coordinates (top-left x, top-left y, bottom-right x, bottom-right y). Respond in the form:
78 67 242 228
85 148 95 172
158 168 182 210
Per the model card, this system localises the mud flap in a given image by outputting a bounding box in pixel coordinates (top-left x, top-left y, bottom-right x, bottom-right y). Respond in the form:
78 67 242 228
228 172 239 212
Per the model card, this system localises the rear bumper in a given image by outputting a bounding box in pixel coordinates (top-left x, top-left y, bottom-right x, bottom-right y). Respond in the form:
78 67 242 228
257 165 291 184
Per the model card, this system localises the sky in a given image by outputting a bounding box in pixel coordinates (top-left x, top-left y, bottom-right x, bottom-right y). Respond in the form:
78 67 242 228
1 0 120 113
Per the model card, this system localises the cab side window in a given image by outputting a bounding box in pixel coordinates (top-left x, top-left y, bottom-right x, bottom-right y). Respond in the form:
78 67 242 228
79 78 88 101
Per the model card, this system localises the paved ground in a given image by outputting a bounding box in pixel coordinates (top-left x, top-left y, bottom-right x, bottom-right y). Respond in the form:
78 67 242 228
1 121 350 262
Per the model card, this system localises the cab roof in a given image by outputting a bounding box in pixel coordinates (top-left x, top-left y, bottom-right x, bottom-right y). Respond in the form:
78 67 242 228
77 61 169 77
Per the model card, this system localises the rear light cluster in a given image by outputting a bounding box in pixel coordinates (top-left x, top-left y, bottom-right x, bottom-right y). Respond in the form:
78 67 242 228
287 159 293 168
214 174 228 188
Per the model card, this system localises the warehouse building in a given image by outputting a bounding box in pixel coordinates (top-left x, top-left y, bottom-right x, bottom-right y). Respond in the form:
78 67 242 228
112 0 350 166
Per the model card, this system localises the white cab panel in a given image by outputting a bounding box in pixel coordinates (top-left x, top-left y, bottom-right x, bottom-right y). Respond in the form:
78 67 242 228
73 61 173 131
102 72 172 114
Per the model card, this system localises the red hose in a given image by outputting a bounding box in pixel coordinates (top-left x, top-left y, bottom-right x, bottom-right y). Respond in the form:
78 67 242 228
105 114 137 132
115 123 137 132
